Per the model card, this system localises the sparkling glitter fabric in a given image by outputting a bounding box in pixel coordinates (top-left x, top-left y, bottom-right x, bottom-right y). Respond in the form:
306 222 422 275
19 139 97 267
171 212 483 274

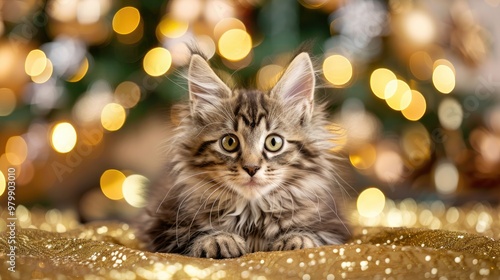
1 202 500 279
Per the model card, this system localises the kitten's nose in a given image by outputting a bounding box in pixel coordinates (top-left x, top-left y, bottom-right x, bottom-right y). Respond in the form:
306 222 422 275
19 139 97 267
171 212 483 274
243 165 260 177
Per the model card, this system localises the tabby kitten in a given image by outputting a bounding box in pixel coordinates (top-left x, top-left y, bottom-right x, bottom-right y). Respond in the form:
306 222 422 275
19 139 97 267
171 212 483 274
139 52 350 258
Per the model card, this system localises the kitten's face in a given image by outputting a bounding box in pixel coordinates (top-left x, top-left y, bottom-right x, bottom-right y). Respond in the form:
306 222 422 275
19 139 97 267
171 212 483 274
186 53 317 200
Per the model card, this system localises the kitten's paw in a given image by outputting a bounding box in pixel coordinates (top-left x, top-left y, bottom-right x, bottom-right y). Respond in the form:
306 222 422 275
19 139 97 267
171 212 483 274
271 232 320 251
190 232 246 259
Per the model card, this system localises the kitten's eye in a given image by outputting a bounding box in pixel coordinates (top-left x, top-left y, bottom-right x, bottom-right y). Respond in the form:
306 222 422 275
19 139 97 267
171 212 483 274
265 134 283 152
221 134 239 152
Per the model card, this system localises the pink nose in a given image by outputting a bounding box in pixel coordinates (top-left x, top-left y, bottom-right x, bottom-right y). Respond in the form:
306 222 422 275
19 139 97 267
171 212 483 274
243 165 260 177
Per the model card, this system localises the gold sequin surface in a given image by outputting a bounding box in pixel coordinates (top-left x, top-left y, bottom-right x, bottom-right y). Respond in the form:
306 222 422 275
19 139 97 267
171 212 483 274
1 201 500 279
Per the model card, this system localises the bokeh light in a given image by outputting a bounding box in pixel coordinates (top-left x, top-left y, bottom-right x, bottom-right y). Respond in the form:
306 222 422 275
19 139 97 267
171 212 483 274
112 7 141 35
100 169 126 200
434 161 459 195
349 144 377 170
31 58 53 84
403 10 435 45
385 79 412 111
51 122 77 153
114 81 141 108
257 64 283 91
370 68 396 99
25 49 47 77
122 174 149 208
438 98 463 130
0 88 17 116
432 60 455 94
101 103 126 131
402 90 427 121
357 187 386 218
374 148 403 183
218 29 252 61
213 18 246 39
143 47 172 77
67 57 89 83
323 54 353 87
157 16 189 39
0 171 5 196
401 123 431 168
5 136 28 165
409 51 433 80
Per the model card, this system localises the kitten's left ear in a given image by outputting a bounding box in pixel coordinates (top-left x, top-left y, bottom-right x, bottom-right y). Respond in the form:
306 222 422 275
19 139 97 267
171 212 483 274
270 52 315 121
188 55 231 113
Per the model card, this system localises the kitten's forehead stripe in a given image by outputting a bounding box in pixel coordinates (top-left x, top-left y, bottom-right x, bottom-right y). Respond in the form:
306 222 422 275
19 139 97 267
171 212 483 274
235 91 269 130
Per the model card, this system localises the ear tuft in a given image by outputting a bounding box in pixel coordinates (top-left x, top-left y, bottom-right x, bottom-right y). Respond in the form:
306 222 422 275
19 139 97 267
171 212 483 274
271 52 316 120
188 55 231 113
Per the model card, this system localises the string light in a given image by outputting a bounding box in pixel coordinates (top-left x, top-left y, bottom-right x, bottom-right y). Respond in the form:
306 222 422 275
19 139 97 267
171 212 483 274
349 144 377 170
323 54 353 87
402 90 427 121
257 64 283 91
0 88 16 116
51 122 77 154
385 79 412 111
122 174 149 208
114 81 141 109
434 161 459 195
25 49 47 77
112 7 141 35
357 187 386 218
370 68 396 99
101 103 126 132
5 136 28 165
143 47 172 77
218 29 252 61
0 171 5 196
67 57 89 83
433 59 456 94
100 169 126 200
157 16 189 39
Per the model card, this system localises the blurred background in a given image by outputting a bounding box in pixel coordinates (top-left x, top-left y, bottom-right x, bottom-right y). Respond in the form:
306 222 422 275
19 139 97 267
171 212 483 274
0 0 500 234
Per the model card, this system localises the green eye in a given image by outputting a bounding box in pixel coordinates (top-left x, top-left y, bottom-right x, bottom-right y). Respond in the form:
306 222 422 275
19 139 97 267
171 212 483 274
221 134 239 152
265 134 283 152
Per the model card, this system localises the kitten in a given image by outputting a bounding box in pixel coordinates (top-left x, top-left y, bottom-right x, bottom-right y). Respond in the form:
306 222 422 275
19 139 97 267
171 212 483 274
138 52 350 258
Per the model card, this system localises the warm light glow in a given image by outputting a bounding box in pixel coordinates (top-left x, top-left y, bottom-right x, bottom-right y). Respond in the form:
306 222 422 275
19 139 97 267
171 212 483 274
51 122 77 153
402 123 431 167
5 136 28 165
402 90 427 121
438 98 462 130
0 171 5 197
112 7 141 35
143 47 172 77
385 79 412 111
327 124 347 152
434 161 459 195
218 29 252 61
403 11 435 45
432 60 455 94
67 57 89 82
100 169 126 200
323 55 353 87
256 64 283 91
0 88 16 116
370 68 397 99
25 49 47 77
31 59 53 84
122 174 149 208
374 149 403 183
213 18 246 39
157 16 189 39
101 103 126 131
357 187 386 218
409 51 433 80
114 81 141 108
349 144 377 170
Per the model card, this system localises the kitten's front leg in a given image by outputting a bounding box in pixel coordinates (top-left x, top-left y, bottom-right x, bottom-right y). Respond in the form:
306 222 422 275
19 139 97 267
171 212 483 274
190 231 246 259
271 231 321 251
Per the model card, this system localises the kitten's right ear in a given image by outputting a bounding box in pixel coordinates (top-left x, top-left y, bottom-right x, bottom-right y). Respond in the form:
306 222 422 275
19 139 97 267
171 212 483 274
188 55 231 113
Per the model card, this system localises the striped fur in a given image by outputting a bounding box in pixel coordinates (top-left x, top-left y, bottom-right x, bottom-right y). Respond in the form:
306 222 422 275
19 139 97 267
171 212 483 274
138 53 350 258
